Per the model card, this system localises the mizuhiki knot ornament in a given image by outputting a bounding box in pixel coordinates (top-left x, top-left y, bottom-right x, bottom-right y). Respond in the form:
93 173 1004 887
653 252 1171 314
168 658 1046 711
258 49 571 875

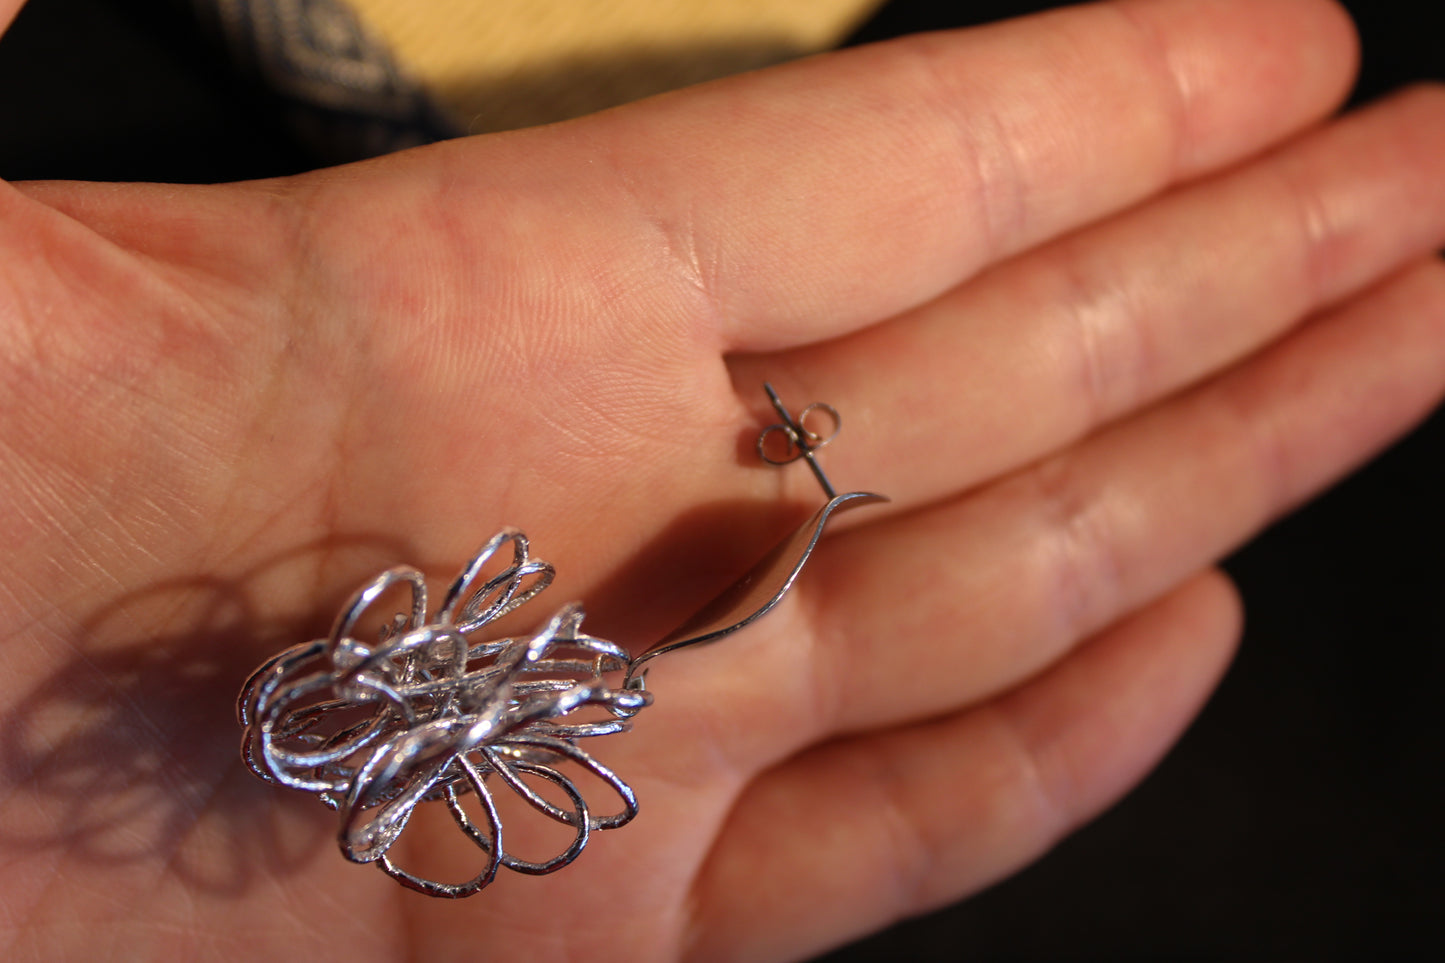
237 384 885 897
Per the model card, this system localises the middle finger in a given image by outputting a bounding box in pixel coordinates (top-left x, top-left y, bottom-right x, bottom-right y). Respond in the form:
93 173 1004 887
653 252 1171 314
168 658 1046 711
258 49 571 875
786 255 1445 742
731 87 1445 512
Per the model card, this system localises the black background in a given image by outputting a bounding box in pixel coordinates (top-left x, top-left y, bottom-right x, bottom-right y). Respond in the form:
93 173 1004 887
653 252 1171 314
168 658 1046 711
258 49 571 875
0 1 1439 959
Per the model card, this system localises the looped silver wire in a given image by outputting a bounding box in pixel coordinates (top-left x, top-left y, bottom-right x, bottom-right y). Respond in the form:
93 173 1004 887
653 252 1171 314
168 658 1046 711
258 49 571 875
238 384 884 898
237 530 651 898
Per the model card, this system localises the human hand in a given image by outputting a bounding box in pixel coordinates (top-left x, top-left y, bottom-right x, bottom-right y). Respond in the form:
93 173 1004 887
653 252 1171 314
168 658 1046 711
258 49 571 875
2 0 1443 959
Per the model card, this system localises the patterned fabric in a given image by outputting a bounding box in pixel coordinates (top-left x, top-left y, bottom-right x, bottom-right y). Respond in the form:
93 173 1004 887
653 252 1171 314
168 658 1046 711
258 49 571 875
178 0 882 162
181 0 459 162
346 0 884 133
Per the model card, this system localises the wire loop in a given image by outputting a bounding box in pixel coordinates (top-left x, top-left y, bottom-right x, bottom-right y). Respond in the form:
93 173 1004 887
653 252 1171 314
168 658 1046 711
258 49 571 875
237 531 650 898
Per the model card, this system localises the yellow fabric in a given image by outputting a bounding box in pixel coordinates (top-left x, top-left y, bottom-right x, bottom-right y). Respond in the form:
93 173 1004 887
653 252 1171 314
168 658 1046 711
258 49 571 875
345 0 882 132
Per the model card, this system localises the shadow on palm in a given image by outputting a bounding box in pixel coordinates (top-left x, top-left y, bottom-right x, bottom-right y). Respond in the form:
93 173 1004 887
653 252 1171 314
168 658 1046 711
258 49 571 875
0 535 414 895
0 493 818 899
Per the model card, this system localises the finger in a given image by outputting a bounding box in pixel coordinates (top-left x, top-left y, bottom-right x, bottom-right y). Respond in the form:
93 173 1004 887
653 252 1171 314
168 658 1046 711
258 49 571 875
688 568 1241 963
735 85 1445 511
0 1 22 38
279 0 1354 358
14 0 1355 359
580 0 1356 350
758 256 1445 744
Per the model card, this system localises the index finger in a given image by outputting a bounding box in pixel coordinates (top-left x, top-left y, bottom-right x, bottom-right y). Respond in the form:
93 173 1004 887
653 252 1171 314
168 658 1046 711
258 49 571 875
578 0 1357 351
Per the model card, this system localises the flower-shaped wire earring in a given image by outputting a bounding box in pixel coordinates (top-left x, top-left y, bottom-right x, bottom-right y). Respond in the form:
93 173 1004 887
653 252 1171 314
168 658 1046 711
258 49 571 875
237 384 884 897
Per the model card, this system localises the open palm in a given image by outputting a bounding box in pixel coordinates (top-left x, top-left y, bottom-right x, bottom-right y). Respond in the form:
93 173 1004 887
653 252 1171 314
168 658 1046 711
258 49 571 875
2 0 1443 959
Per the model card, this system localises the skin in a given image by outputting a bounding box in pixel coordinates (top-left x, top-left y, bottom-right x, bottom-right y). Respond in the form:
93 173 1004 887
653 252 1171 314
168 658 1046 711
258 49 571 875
0 0 1442 959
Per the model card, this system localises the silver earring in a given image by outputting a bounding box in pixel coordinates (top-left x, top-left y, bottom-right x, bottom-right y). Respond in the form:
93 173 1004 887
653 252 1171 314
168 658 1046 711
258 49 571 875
237 384 884 897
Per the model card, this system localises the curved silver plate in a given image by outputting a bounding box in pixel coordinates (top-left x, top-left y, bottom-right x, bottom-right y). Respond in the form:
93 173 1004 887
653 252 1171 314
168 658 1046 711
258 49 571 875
625 491 887 685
